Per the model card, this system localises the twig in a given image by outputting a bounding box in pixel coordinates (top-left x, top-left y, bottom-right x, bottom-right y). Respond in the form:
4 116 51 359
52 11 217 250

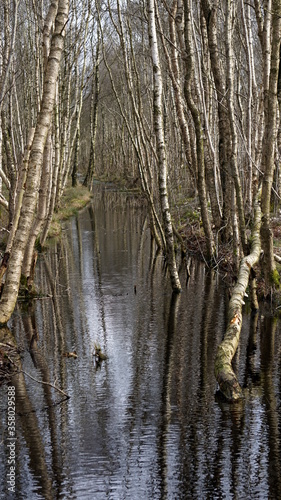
6 353 70 399
191 223 209 268
20 369 70 399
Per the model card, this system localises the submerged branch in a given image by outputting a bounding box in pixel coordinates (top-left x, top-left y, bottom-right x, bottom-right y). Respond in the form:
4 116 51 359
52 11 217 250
3 346 70 400
214 189 262 401
20 368 70 399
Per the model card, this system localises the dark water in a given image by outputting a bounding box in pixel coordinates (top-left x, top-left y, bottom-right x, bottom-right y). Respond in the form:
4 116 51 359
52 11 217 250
1 185 281 499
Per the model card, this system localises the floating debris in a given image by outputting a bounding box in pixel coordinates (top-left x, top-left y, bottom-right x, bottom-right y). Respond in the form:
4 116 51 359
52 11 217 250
93 343 107 361
63 351 78 359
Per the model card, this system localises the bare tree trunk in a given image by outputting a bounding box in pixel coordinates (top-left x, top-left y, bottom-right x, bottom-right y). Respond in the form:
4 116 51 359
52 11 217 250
225 0 247 254
1 112 17 227
4 128 35 255
0 0 18 115
83 33 100 191
147 0 181 292
72 107 79 187
201 0 232 242
21 131 52 282
260 0 281 291
241 0 255 209
0 0 69 324
157 0 193 177
198 9 222 231
183 0 215 260
40 85 60 247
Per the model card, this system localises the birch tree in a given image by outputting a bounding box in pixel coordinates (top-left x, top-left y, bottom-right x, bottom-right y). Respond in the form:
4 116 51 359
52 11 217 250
225 0 247 254
83 30 101 191
200 0 232 242
147 0 181 292
182 0 215 260
260 0 281 291
0 0 18 214
0 0 69 324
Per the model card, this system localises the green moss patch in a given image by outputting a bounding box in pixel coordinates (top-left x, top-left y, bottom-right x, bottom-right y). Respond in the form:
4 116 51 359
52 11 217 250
48 184 92 240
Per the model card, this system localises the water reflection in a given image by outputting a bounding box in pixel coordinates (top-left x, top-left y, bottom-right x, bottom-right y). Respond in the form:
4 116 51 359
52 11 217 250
0 184 281 498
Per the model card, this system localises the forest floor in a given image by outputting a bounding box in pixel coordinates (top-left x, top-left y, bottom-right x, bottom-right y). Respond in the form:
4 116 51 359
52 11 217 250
171 192 281 306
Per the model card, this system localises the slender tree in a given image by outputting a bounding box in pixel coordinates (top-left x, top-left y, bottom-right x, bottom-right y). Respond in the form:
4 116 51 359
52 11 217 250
0 0 69 324
260 0 281 291
84 29 101 191
147 0 181 292
182 0 215 260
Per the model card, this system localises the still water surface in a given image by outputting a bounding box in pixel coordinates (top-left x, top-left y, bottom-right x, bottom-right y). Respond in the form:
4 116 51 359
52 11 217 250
1 184 281 499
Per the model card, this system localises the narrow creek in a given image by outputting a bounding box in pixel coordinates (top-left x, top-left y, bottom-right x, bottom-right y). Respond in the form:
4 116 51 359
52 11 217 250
1 184 281 499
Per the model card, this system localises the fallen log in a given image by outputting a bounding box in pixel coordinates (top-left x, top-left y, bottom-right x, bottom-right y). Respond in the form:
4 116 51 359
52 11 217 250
214 190 262 401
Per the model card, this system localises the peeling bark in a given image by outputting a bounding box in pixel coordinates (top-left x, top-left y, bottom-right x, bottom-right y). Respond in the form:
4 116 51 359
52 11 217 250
215 190 262 401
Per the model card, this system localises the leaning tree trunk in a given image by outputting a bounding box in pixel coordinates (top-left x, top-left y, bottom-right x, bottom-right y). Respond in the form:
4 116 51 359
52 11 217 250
147 0 181 292
214 190 262 401
40 86 60 247
0 0 69 325
21 130 52 283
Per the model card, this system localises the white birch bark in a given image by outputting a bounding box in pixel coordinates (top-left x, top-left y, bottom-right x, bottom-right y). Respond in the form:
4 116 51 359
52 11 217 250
21 131 52 279
183 0 215 260
0 0 69 324
226 0 247 254
98 3 165 249
147 0 181 292
40 84 60 247
241 0 253 209
260 0 281 290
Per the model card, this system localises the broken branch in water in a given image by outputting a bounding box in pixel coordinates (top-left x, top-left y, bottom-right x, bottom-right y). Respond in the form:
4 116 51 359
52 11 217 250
5 351 70 399
19 368 70 399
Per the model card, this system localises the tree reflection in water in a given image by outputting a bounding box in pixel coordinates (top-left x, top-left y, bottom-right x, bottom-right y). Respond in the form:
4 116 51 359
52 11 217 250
0 186 281 498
